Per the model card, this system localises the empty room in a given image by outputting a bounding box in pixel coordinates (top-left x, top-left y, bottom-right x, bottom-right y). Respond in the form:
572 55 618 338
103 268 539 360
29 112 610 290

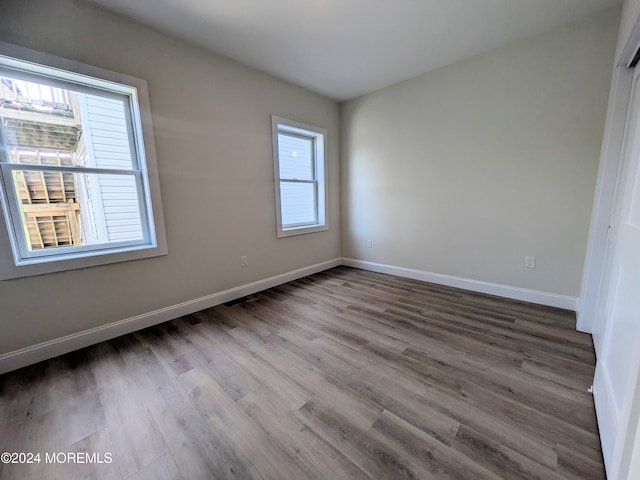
1 0 640 479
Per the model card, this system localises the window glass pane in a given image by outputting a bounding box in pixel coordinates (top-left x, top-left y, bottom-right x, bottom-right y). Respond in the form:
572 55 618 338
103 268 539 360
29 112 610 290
278 132 313 180
10 169 144 251
280 181 316 227
0 75 134 170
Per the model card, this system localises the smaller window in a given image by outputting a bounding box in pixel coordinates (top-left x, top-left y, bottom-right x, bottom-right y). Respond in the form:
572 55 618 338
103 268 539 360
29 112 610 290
272 116 327 238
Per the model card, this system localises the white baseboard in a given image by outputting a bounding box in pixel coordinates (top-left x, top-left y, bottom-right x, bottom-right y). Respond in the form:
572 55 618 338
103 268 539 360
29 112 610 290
0 258 341 375
341 258 578 311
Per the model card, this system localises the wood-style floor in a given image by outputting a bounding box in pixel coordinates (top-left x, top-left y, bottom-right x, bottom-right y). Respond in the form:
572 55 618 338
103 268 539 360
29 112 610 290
0 267 604 479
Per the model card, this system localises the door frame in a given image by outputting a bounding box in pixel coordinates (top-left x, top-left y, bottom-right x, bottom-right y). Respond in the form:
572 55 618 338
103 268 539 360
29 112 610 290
578 66 632 347
578 19 640 346
593 63 640 478
580 11 640 480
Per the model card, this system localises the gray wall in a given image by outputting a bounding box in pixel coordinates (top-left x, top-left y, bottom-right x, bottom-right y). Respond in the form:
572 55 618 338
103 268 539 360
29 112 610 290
619 0 640 56
341 7 620 297
0 0 341 353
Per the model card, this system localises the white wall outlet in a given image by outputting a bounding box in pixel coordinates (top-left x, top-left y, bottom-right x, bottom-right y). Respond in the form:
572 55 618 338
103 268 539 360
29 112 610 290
525 256 536 269
241 255 248 267
367 240 372 248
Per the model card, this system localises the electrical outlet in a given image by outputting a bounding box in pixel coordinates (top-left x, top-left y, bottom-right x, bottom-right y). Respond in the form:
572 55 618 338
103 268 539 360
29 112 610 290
241 255 248 267
525 256 536 269
367 240 372 248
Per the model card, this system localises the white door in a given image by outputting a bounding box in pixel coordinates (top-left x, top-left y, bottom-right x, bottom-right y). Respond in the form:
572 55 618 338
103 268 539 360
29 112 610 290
594 65 640 479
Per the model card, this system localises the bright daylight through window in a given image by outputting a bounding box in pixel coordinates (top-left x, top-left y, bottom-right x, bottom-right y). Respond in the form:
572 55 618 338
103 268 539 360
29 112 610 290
272 116 327 238
0 43 166 280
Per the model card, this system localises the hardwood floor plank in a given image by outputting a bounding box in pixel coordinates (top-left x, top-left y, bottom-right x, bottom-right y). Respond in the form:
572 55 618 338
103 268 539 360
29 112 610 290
0 410 59 480
128 452 184 480
56 388 107 449
239 385 370 480
224 324 382 429
311 335 370 370
351 303 525 367
178 367 314 480
451 424 565 480
344 268 577 329
401 346 598 434
147 380 254 480
0 266 603 479
190 320 312 410
385 305 595 366
371 410 502 480
296 397 427 479
355 360 560 468
337 353 462 447
99 378 168 478
555 444 607 480
521 351 596 391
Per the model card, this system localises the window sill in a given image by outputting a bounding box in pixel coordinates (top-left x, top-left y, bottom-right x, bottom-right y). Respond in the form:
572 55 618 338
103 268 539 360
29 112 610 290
0 227 167 280
277 224 328 238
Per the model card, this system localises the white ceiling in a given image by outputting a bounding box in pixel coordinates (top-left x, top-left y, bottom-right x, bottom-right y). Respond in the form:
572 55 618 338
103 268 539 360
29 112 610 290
87 0 621 101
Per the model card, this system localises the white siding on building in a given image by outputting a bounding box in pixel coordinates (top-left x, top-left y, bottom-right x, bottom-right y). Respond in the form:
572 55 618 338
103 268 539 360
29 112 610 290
79 94 143 243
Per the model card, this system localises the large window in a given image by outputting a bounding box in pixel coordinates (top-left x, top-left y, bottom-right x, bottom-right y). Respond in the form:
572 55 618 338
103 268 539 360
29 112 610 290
0 42 166 279
272 116 327 237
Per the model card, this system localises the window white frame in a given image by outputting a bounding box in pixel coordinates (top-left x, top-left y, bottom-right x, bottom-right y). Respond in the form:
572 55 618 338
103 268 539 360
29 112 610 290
272 115 328 238
0 41 167 280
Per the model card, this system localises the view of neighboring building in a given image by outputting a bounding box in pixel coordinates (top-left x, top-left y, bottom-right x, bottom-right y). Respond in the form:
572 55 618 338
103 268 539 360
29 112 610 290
0 75 143 251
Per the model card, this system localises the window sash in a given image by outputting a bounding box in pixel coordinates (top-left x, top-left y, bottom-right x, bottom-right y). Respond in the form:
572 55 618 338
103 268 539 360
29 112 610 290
0 163 151 261
0 65 142 172
0 60 138 100
277 131 315 182
279 178 318 228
